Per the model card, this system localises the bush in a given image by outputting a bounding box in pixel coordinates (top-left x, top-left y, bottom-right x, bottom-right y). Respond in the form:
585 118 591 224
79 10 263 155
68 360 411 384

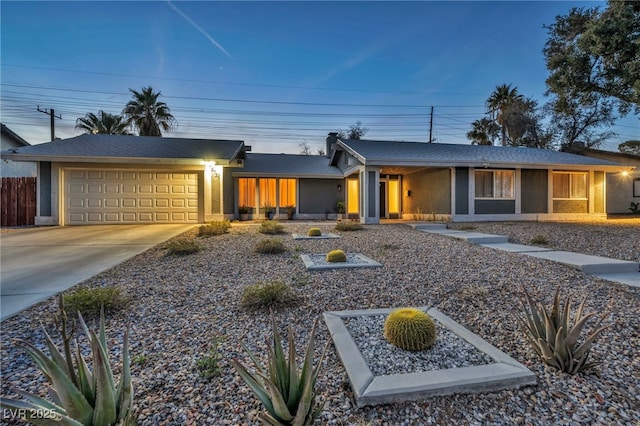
335 221 363 232
326 249 347 263
254 238 287 254
165 239 202 255
259 220 286 235
241 281 299 310
530 235 549 245
307 227 322 237
197 336 224 378
64 286 129 317
198 219 231 237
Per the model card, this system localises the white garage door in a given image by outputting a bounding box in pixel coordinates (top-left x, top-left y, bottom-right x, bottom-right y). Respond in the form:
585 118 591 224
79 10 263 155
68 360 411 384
65 170 199 224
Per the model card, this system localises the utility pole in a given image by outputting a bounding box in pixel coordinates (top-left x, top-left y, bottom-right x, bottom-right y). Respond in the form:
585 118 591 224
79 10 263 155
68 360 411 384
37 106 62 141
428 106 434 143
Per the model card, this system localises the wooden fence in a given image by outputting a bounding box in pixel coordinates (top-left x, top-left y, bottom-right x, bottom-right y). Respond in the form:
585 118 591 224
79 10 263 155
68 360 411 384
1 177 36 227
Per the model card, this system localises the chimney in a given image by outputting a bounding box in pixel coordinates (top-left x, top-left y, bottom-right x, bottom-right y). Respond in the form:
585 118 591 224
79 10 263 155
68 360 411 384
326 132 338 158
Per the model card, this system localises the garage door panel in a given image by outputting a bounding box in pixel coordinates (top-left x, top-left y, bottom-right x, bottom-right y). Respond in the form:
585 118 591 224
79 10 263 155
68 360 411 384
65 169 199 224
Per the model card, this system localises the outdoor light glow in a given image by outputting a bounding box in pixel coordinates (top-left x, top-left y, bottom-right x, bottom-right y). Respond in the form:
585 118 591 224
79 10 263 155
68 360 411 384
204 161 216 170
621 170 629 177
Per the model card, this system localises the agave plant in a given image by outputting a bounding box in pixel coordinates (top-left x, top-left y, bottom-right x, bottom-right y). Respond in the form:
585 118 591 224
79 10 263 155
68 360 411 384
518 286 610 374
0 296 135 425
230 312 328 425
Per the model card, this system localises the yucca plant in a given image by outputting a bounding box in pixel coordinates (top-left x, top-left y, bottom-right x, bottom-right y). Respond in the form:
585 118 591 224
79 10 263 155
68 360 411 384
518 286 610 374
0 295 135 425
230 312 328 425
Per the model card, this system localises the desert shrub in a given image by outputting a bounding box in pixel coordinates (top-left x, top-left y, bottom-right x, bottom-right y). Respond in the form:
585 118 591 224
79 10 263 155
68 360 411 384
530 235 549 245
64 286 129 317
326 249 347 263
165 239 202 255
198 219 231 237
335 221 363 232
458 224 477 231
254 238 287 254
197 336 224 378
384 308 437 351
307 227 322 237
259 220 286 235
519 286 610 374
241 281 299 310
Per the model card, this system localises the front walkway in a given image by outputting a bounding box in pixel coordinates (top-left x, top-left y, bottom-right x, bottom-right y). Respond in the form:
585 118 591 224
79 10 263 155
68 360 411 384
413 224 640 287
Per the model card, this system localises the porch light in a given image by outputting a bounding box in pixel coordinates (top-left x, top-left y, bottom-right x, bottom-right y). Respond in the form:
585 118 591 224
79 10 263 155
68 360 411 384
337 184 342 192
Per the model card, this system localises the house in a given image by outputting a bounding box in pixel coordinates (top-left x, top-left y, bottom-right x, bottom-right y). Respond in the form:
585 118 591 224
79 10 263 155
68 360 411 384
1 124 36 177
581 148 640 214
0 132 628 225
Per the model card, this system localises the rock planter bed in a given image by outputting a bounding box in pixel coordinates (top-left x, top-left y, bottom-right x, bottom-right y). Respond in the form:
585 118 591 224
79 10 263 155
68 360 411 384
292 232 340 240
300 253 382 270
323 307 536 407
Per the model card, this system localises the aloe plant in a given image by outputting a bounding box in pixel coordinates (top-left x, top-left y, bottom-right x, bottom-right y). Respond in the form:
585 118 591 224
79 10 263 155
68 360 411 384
518 286 610 374
231 312 328 425
0 296 135 425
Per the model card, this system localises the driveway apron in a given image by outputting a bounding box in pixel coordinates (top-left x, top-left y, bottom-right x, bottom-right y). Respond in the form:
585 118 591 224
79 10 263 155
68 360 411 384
0 224 194 321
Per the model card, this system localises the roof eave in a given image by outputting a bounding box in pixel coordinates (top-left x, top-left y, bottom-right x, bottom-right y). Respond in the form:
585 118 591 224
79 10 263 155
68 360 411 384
364 159 624 170
231 171 343 179
0 154 234 166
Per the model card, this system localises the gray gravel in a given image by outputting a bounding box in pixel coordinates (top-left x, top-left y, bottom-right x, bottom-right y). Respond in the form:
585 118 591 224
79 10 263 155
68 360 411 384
1 219 639 425
344 315 493 376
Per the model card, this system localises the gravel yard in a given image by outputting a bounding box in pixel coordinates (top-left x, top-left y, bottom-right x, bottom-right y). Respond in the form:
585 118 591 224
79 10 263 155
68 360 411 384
1 220 639 425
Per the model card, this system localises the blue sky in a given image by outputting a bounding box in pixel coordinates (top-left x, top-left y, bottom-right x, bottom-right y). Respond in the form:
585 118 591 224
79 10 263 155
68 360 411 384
1 1 637 153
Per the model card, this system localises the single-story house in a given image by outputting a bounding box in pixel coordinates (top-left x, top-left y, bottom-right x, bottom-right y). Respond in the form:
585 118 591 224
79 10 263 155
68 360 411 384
1 123 36 177
581 148 640 214
0 132 630 225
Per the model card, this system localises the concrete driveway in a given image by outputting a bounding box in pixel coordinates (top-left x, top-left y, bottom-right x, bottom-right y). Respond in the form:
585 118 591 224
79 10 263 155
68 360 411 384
1 224 194 321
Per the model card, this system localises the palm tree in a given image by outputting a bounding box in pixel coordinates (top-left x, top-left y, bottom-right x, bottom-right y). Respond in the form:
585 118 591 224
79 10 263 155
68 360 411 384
122 86 176 136
75 110 131 135
467 117 499 145
486 84 524 146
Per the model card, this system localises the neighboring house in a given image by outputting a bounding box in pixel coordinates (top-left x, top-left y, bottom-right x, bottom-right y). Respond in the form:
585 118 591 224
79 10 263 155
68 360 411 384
582 148 640 214
1 123 36 177
0 133 627 225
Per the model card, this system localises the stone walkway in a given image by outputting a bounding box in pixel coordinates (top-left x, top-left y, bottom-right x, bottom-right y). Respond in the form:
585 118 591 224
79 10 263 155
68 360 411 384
413 224 640 288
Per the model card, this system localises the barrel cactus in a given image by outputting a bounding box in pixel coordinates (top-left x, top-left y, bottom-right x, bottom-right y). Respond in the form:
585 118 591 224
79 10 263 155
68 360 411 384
326 249 347 263
384 308 437 351
307 228 322 237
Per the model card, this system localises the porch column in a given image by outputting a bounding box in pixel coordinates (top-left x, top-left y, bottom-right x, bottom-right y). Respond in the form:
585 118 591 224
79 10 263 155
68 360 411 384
359 166 379 224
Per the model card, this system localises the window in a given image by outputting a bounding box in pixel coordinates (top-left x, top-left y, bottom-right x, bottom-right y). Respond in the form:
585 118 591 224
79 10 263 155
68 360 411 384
238 178 256 208
475 170 515 199
259 178 277 208
553 172 587 199
279 179 296 206
347 178 359 214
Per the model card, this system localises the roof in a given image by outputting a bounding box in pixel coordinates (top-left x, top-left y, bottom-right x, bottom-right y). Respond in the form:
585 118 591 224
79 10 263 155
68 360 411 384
231 153 342 178
0 134 245 165
582 148 640 166
338 139 624 170
1 123 30 147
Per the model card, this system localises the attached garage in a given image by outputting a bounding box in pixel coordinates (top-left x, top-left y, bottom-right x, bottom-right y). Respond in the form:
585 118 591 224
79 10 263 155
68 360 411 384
0 135 246 226
65 169 199 224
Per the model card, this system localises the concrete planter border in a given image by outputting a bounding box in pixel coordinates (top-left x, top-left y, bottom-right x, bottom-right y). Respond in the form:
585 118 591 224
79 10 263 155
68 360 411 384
323 307 536 407
300 253 382 270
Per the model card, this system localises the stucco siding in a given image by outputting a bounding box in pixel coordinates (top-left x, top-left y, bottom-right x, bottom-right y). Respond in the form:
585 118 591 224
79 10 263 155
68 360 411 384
521 169 547 213
475 200 515 214
594 171 605 214
223 168 234 214
298 178 342 214
455 168 468 215
553 200 587 213
401 168 451 215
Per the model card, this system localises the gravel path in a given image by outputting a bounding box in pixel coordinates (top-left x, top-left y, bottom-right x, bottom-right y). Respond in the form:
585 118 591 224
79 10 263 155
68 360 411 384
1 220 639 425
